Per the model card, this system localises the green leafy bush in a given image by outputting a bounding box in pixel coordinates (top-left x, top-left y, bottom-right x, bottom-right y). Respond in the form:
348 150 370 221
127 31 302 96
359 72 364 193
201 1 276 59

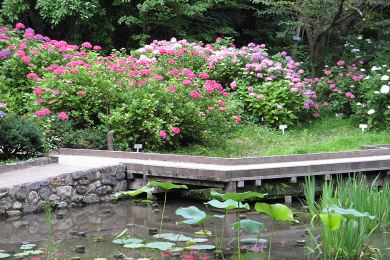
0 114 45 159
43 120 107 150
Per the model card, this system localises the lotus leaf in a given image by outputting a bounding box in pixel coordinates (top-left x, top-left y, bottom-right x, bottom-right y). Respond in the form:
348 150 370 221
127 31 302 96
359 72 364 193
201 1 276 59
255 203 298 222
145 242 175 251
20 244 36 250
114 186 154 199
211 190 265 202
112 238 143 245
205 199 250 210
319 213 342 231
14 250 43 257
188 238 208 243
232 219 266 233
148 181 188 191
0 252 10 259
169 247 184 252
176 206 222 225
153 233 192 242
185 244 216 250
322 205 375 220
124 243 145 249
194 230 212 237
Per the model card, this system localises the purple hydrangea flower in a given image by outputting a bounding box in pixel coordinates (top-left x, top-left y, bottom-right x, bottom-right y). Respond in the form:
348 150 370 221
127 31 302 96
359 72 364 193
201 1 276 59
0 49 11 59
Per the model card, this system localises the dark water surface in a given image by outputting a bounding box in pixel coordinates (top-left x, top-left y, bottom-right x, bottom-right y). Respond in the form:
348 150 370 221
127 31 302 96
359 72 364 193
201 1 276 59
0 199 341 259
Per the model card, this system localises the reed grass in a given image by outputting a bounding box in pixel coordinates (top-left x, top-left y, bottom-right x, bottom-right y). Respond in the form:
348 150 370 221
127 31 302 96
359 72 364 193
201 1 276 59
303 175 384 259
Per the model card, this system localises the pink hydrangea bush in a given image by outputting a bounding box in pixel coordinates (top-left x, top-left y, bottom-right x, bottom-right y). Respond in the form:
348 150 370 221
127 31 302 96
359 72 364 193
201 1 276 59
311 62 389 128
139 38 319 126
2 27 234 149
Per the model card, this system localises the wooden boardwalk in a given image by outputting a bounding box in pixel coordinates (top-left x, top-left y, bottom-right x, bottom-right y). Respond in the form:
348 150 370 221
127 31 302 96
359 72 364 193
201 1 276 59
58 147 390 192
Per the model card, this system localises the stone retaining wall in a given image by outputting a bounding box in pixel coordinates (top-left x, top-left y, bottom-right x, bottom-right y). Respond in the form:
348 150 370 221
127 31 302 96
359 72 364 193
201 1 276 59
0 164 127 217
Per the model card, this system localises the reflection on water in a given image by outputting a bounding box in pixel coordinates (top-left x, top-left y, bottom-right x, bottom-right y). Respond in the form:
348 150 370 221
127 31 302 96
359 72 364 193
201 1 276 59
0 199 309 259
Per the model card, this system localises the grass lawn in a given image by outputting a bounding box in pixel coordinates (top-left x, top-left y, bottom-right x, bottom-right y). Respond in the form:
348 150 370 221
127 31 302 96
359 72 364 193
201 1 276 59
166 117 390 157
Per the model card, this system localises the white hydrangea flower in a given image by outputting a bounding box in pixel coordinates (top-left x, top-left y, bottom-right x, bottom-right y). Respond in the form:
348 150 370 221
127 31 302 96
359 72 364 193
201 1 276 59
360 68 366 72
356 102 362 106
357 35 363 40
367 109 375 115
371 66 380 71
351 48 360 53
381 75 389 81
380 85 390 94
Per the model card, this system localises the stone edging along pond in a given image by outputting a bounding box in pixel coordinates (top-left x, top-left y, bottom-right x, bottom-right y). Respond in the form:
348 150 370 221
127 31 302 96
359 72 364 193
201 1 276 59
0 164 127 217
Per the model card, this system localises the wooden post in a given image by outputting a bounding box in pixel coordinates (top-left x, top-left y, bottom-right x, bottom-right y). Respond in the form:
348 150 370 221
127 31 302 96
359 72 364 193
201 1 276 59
107 131 114 151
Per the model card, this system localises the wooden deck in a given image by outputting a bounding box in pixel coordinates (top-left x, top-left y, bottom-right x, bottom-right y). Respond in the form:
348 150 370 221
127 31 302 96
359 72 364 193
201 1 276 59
57 147 390 192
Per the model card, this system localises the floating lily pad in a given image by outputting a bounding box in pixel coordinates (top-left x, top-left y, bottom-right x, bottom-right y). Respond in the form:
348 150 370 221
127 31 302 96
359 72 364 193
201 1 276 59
112 238 143 245
185 244 215 250
169 247 184 252
145 242 175 251
20 243 36 250
0 252 11 259
194 230 212 237
240 238 268 245
14 250 44 257
153 233 192 242
188 238 208 243
124 243 145 249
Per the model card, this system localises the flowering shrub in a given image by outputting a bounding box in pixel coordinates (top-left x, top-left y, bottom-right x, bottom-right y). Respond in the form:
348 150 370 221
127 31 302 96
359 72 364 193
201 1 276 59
1 24 322 150
354 66 390 127
137 39 319 126
311 61 389 128
0 103 6 118
311 61 365 115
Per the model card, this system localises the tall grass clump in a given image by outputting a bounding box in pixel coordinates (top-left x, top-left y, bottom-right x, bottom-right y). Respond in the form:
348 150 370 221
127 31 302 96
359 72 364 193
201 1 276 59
303 175 382 259
335 175 389 231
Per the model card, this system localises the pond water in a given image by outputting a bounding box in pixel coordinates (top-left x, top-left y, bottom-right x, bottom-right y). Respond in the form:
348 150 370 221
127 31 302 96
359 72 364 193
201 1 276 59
0 198 308 259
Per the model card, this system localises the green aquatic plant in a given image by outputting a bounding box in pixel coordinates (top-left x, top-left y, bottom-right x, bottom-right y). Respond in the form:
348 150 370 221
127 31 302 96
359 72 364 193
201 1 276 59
114 186 154 235
232 219 266 248
255 203 298 260
210 190 266 260
334 175 390 231
176 206 223 247
148 181 188 235
145 241 175 251
304 175 380 259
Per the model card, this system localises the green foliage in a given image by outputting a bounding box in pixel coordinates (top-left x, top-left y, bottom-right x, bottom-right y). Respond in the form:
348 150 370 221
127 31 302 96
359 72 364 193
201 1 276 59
175 206 222 225
304 176 381 259
254 203 297 222
114 186 154 199
148 181 188 191
204 199 250 210
232 219 265 233
0 114 44 159
210 190 266 202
